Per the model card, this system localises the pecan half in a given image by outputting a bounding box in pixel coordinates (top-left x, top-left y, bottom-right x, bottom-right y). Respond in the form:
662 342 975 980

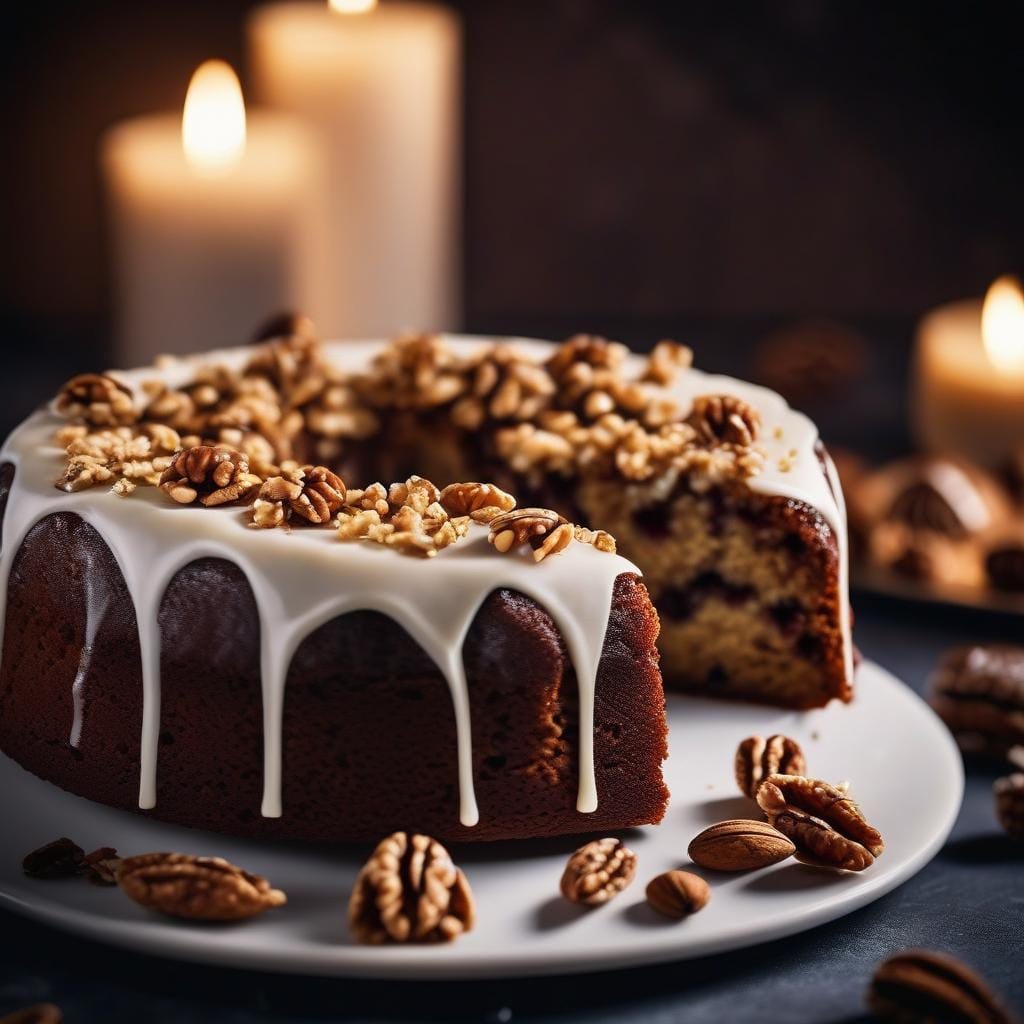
687 394 761 447
348 832 475 944
929 645 1024 759
868 950 1014 1023
158 445 262 507
488 507 574 562
645 870 709 919
757 775 884 871
687 819 795 872
439 481 516 517
55 373 136 427
559 837 637 906
117 853 286 921
734 734 807 799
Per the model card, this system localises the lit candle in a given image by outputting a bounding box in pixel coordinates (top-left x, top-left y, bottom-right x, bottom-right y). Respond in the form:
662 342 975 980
102 61 321 365
248 0 461 339
913 276 1024 467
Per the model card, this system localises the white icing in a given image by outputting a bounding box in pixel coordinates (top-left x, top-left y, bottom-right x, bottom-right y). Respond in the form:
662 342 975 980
0 334 853 826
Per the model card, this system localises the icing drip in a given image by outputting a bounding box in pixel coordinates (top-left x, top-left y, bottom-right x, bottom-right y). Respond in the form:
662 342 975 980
69 543 114 748
0 334 854 826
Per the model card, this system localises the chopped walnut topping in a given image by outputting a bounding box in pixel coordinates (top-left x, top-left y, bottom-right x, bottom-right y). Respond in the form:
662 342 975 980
56 373 136 427
574 524 617 554
451 345 555 428
48 327 768 521
159 445 262 507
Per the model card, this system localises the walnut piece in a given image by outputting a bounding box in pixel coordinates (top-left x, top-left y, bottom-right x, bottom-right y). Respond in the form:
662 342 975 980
348 831 475 944
559 837 637 906
253 465 346 528
158 445 262 507
439 481 516 517
117 852 286 921
573 524 617 554
645 870 709 919
734 734 807 799
488 507 573 562
642 339 693 385
687 394 761 447
757 774 884 871
335 476 472 557
868 950 1014 1024
55 373 136 427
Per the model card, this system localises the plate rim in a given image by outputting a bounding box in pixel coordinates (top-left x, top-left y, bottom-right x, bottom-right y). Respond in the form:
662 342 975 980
0 660 964 980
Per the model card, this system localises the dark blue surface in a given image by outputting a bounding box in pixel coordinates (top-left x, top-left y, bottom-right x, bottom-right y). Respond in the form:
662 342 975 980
0 593 1021 1024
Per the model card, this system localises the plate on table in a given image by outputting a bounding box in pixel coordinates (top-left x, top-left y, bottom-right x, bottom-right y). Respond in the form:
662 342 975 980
854 564 1024 618
0 660 962 979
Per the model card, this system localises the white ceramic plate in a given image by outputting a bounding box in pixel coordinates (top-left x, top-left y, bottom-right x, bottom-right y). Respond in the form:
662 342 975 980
0 660 961 979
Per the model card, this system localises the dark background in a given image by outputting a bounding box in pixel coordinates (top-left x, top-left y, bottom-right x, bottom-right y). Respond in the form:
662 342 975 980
1 3 1023 1021
3 0 1024 446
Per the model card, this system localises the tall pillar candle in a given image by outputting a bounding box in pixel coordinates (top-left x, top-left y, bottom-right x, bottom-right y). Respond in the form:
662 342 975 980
102 61 322 366
913 276 1024 468
248 1 461 339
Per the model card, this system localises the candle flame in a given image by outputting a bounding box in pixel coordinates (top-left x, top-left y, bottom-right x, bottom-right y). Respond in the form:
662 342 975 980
182 60 246 175
329 0 377 12
981 275 1024 375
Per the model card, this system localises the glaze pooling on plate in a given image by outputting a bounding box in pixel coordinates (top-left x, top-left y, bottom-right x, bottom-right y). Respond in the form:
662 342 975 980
0 335 852 828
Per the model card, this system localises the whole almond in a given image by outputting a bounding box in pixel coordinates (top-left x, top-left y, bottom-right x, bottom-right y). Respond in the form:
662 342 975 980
687 819 796 871
645 870 710 919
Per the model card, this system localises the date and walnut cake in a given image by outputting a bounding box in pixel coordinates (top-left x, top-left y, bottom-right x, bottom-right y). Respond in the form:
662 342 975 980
0 326 852 842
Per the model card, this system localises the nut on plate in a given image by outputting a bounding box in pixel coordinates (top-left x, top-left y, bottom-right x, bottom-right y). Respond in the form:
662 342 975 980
116 852 286 921
348 831 474 944
757 774 884 871
868 949 1015 1023
560 837 637 906
687 819 795 872
734 733 806 799
645 870 710 919
488 507 574 562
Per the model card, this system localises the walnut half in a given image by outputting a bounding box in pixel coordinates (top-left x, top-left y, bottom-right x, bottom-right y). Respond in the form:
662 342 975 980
348 832 475 944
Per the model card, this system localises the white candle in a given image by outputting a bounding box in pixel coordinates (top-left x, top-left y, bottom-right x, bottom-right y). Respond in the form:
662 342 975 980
102 61 321 365
913 276 1024 467
248 1 461 339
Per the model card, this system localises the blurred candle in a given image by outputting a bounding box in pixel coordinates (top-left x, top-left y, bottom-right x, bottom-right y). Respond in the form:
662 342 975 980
248 1 461 339
913 275 1024 467
102 60 320 365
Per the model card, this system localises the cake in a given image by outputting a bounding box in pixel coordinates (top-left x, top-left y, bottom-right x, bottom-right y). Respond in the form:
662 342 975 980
0 325 852 842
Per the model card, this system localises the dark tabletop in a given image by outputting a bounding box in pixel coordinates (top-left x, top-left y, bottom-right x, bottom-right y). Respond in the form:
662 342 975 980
0 320 1022 1022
